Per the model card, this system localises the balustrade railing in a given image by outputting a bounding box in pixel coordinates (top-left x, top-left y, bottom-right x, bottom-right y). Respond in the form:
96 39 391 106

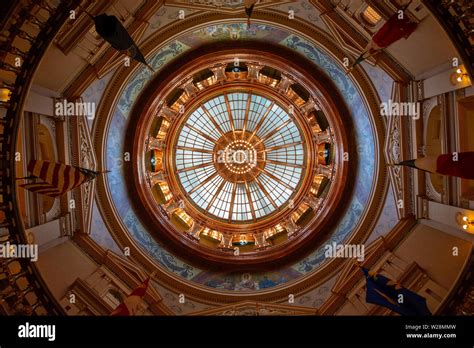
0 0 80 315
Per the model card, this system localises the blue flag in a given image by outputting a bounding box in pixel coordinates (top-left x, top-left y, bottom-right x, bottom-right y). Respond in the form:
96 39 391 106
362 268 431 316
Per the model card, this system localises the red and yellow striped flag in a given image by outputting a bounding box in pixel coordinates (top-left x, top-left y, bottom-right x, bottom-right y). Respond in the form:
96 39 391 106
19 160 100 197
111 278 150 316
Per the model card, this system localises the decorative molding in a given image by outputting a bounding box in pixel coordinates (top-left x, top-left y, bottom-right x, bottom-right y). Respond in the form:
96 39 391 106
415 196 429 219
384 82 410 219
54 0 111 56
416 80 424 101
422 96 443 203
189 300 318 316
164 0 296 13
63 0 165 98
70 114 97 234
319 12 368 59
73 234 173 315
422 96 440 142
68 278 112 316
43 198 61 223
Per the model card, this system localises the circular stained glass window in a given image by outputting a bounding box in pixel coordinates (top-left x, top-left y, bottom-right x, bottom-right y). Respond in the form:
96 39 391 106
174 92 306 223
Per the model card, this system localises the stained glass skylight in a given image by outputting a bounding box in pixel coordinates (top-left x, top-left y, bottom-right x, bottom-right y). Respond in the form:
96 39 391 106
175 92 305 222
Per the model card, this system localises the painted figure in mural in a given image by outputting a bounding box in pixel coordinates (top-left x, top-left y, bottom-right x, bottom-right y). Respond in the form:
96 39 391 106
259 276 277 289
221 277 235 291
235 273 259 291
179 264 194 278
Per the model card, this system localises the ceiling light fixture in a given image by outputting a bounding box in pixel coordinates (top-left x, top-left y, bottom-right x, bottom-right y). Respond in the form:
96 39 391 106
450 67 470 85
457 213 474 233
0 87 11 103
461 216 473 231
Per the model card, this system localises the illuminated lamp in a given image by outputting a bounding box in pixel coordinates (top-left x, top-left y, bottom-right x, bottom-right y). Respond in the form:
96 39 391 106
457 212 474 233
0 87 11 103
450 67 470 85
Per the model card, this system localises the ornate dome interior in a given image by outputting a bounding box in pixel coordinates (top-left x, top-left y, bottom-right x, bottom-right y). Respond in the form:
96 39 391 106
1 0 474 325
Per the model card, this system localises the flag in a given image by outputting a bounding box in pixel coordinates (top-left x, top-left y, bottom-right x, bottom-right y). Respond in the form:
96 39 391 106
244 0 258 28
362 268 431 316
93 13 153 71
397 152 474 180
19 160 101 197
372 13 418 49
111 278 150 316
348 8 417 71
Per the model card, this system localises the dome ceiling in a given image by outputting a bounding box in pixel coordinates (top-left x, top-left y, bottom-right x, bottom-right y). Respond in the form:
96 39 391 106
92 20 387 298
131 46 351 266
177 92 303 222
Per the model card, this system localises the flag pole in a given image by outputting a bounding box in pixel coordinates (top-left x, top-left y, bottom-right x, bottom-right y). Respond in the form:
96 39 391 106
145 63 155 73
244 0 257 29
15 175 36 181
122 49 155 72
346 49 379 75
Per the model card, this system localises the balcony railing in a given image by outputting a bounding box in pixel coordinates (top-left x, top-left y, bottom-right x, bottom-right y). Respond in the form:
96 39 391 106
0 0 80 315
441 253 474 315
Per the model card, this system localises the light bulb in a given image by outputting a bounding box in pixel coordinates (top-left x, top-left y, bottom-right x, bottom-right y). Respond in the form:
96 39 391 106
456 68 462 74
457 76 463 82
462 216 468 222
463 224 468 230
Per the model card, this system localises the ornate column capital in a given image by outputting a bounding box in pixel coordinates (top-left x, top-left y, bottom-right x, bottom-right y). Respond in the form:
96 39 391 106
182 76 198 97
209 63 228 83
284 217 300 237
276 73 294 94
145 170 166 187
300 98 317 115
219 233 234 249
146 136 164 151
246 62 264 81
